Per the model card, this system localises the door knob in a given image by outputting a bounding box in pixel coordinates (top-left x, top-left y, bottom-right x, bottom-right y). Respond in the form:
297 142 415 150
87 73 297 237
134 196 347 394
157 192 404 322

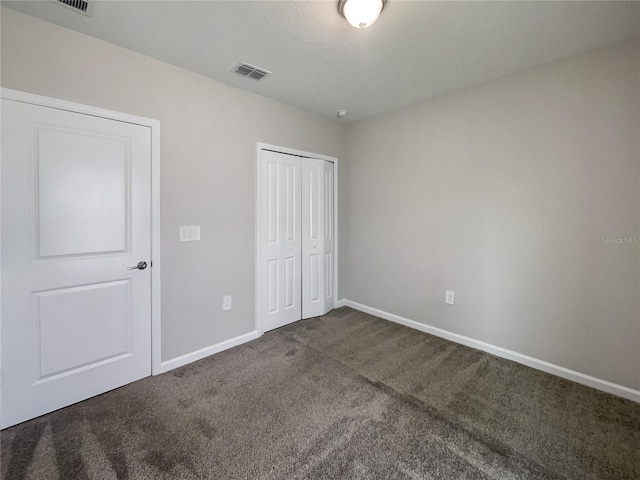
128 261 148 270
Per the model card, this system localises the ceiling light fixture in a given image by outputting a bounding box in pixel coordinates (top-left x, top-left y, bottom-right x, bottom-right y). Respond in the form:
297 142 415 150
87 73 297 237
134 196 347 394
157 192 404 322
338 0 386 29
337 110 349 118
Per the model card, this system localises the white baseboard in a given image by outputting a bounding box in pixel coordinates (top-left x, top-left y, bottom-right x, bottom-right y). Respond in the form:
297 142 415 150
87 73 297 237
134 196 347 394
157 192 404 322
156 330 261 374
336 298 347 308
341 299 640 403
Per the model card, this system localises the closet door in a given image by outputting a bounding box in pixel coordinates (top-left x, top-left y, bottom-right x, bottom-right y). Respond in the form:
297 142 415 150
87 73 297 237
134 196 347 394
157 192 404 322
261 151 302 331
323 161 335 313
302 159 327 319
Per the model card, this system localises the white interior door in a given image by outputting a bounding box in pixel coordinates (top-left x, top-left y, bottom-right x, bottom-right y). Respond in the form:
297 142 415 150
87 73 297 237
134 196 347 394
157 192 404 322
1 99 152 428
323 161 335 314
261 150 302 331
302 158 327 319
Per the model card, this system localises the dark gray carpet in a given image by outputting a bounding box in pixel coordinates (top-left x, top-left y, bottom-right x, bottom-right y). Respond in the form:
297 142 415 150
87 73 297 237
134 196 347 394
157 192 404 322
2 307 639 479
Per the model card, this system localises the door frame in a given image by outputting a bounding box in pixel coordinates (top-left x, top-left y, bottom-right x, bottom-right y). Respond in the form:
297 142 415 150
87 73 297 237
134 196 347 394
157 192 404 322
255 143 338 335
0 88 163 376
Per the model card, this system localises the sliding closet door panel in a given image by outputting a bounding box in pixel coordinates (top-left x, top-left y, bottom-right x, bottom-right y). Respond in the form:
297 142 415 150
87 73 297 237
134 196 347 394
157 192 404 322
302 159 325 319
324 161 335 312
282 159 302 320
262 155 281 327
261 151 301 331
261 150 334 328
309 167 320 303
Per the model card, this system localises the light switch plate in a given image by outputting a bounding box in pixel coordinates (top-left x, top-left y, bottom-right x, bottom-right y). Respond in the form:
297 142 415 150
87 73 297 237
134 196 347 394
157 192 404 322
180 225 200 242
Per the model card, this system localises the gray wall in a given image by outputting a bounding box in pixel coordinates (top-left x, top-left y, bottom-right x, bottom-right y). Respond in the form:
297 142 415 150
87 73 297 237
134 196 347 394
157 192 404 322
0 8 347 361
343 37 640 390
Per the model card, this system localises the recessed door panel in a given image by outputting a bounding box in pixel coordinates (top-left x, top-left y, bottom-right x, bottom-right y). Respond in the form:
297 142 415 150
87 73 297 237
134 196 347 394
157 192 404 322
309 167 319 240
285 257 295 309
1 99 152 428
37 127 129 258
266 161 279 244
325 252 332 300
285 164 296 243
309 254 320 302
36 280 132 379
267 259 279 314
325 167 333 241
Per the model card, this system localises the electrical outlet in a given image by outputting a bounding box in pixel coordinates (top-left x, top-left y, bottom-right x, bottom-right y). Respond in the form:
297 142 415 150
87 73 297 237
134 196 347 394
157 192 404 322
222 295 232 311
445 290 455 305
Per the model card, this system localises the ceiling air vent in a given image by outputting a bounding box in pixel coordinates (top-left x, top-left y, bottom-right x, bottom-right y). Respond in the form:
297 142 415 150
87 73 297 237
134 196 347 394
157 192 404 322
51 0 93 16
233 62 271 81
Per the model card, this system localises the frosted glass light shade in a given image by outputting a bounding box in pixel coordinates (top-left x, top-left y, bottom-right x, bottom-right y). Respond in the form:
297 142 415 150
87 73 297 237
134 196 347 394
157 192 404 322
339 0 386 29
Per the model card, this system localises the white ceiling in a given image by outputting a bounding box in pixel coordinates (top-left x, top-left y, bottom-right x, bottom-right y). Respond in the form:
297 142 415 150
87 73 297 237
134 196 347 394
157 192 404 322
4 1 640 122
